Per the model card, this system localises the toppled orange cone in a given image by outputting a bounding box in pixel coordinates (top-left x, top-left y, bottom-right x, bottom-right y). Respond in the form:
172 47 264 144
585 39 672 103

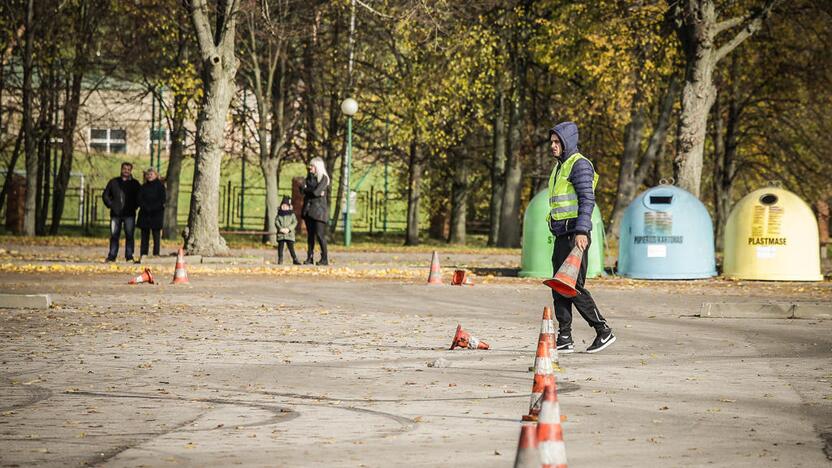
513 422 539 468
171 247 190 284
449 324 489 350
129 268 155 285
427 251 442 285
537 381 567 468
451 269 474 286
523 332 555 421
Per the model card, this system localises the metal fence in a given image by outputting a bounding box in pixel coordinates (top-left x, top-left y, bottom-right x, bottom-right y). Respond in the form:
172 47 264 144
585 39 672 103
1 180 408 233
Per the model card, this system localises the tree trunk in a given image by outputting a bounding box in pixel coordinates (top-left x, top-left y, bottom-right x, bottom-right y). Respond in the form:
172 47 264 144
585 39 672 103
606 75 678 242
0 128 24 213
712 62 739 252
675 56 716 198
22 0 36 236
35 69 54 236
163 93 186 240
50 72 82 234
185 0 239 256
608 95 645 243
488 88 506 246
670 0 775 198
497 76 525 248
404 139 422 246
260 156 279 244
449 151 468 245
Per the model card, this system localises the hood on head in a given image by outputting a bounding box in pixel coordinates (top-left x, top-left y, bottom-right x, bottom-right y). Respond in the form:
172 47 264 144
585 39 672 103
549 121 579 159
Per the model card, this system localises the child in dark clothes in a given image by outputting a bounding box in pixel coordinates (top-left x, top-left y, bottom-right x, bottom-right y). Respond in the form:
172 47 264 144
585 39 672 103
275 196 301 265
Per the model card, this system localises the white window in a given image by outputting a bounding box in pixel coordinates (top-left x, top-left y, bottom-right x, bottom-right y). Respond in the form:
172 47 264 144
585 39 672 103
89 128 126 153
149 128 170 150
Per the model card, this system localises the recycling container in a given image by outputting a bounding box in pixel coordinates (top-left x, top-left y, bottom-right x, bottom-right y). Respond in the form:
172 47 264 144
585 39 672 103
723 187 822 281
617 184 716 279
520 190 605 278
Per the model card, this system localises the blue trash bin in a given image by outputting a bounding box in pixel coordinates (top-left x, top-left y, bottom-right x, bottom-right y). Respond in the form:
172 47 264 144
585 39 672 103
618 184 716 279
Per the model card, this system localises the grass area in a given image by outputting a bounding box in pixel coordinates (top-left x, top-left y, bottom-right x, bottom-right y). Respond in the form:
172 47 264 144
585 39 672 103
0 151 412 233
0 230 521 255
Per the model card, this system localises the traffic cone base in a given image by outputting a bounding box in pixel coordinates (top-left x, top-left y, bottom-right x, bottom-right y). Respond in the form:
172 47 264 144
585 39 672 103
537 382 568 468
129 268 155 285
449 324 489 350
513 422 539 468
172 247 190 284
427 251 442 285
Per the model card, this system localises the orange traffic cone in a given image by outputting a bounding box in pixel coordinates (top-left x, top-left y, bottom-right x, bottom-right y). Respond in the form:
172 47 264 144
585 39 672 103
449 324 489 350
537 381 567 468
513 422 539 468
427 251 442 285
530 306 558 371
544 245 583 298
451 269 474 286
523 332 555 421
128 268 155 285
171 247 190 284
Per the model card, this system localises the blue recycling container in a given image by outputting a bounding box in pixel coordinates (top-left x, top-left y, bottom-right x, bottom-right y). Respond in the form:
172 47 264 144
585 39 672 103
617 184 716 279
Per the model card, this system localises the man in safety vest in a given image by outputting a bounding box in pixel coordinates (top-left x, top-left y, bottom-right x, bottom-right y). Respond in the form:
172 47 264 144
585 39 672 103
547 121 615 353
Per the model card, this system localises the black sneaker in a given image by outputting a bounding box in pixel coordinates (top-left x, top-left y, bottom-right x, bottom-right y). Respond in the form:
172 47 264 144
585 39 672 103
586 328 616 353
303 258 314 265
105 256 116 262
556 333 574 354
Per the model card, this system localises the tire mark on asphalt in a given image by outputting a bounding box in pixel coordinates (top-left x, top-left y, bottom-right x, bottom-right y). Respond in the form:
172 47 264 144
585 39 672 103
0 379 53 412
54 391 298 466
65 390 298 431
216 380 579 404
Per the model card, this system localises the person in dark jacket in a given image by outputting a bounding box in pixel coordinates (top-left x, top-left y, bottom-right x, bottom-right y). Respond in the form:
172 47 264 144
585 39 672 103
137 167 166 258
275 196 300 265
302 157 330 265
102 162 141 262
547 121 615 354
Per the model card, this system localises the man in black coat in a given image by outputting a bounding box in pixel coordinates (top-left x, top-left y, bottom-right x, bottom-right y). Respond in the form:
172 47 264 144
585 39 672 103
137 167 166 257
102 162 141 262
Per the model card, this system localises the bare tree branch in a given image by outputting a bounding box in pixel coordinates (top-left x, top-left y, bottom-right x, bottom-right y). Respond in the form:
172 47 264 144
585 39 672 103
715 0 779 63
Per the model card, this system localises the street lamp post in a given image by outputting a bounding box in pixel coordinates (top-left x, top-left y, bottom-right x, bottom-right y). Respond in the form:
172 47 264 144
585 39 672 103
341 97 358 246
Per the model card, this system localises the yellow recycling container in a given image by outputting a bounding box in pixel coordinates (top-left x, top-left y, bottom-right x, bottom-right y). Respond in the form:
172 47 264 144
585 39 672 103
723 186 822 281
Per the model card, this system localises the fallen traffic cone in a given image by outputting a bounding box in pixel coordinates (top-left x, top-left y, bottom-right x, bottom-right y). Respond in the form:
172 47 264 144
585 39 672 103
128 268 155 285
522 332 555 421
513 422 539 468
451 269 474 286
537 381 567 468
530 306 557 371
543 245 583 298
427 251 442 285
449 324 489 350
171 247 190 284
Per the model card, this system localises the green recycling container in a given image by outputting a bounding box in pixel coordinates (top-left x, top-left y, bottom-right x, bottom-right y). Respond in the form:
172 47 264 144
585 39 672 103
519 190 605 278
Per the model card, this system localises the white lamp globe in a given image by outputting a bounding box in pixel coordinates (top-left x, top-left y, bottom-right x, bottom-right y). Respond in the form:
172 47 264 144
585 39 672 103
341 98 358 116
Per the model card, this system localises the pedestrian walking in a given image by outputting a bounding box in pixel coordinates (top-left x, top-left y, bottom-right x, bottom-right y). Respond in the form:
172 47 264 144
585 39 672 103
137 167 166 258
547 121 615 353
102 162 141 262
275 196 301 265
302 157 330 266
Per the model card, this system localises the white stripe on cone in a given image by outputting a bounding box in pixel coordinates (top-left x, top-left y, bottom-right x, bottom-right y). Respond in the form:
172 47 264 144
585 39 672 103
539 440 567 466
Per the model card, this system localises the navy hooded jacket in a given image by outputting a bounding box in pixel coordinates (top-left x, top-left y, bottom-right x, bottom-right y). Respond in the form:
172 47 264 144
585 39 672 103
548 121 595 236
